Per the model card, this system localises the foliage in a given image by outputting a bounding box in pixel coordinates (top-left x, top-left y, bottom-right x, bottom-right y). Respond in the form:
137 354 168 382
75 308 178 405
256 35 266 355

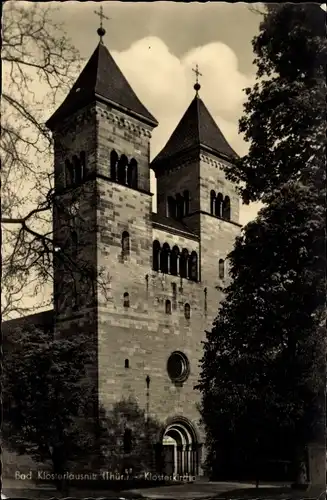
99 397 161 475
197 3 326 481
3 325 161 487
197 181 325 477
224 4 325 205
2 324 97 485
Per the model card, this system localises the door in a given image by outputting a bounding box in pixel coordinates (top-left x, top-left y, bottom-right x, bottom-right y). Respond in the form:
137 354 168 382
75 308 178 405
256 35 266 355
163 445 175 476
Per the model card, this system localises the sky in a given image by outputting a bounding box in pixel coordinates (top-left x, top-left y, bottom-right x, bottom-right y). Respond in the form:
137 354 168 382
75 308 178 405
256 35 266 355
48 1 264 225
3 1 265 317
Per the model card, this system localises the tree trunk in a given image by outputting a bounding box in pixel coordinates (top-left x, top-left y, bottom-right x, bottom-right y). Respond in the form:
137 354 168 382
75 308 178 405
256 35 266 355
51 448 69 495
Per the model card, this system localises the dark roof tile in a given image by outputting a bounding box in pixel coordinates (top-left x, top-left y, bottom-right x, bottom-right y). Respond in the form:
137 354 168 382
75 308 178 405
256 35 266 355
151 212 197 237
46 42 158 130
151 95 237 169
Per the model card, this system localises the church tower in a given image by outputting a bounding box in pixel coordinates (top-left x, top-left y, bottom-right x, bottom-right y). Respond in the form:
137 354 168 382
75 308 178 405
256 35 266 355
46 23 158 404
151 74 241 298
46 17 241 476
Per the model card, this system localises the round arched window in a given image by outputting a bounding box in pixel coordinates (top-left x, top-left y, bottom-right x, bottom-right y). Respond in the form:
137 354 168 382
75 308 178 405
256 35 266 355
167 351 190 383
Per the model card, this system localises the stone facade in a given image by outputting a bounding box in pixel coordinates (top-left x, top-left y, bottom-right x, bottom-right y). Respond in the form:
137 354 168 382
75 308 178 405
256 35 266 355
3 40 241 478
49 92 241 476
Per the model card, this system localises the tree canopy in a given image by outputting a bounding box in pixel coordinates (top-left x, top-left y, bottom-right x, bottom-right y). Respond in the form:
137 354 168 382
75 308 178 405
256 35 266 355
2 325 97 487
197 3 326 484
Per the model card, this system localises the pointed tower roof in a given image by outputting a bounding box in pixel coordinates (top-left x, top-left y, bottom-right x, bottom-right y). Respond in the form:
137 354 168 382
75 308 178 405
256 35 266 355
151 94 237 171
46 42 158 130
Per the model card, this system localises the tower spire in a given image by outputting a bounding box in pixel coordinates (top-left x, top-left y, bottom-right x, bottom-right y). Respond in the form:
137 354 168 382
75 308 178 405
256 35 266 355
94 5 110 43
192 64 203 96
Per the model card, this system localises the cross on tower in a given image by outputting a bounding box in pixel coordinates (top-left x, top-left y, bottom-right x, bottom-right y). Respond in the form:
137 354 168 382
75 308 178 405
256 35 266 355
192 64 203 95
94 5 110 42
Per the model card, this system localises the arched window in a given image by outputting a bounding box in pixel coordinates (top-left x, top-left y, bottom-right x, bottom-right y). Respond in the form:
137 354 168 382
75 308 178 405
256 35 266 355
170 245 179 276
71 231 78 260
65 159 73 187
215 193 223 217
210 190 216 215
122 231 130 258
117 154 128 185
72 155 81 184
219 259 225 280
167 196 176 218
127 158 138 189
179 249 189 279
80 151 86 180
184 303 191 320
165 299 172 314
176 193 184 219
160 243 170 274
125 359 129 368
222 196 231 220
183 190 190 216
110 150 118 181
189 251 198 282
123 292 130 308
152 240 161 271
123 428 132 453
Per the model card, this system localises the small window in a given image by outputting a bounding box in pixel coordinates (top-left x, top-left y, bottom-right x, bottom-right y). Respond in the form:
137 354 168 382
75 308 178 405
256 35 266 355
210 190 216 215
125 359 129 368
222 196 231 220
123 292 130 308
219 259 225 280
184 303 191 320
110 150 118 181
122 231 130 258
117 154 128 185
216 193 223 217
127 158 138 189
189 251 198 282
152 240 161 271
165 299 172 314
160 243 170 274
179 249 189 279
170 245 179 276
183 190 190 216
176 193 184 219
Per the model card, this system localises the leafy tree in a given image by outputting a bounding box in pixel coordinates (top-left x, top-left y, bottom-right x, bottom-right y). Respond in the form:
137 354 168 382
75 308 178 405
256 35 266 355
99 398 161 476
3 325 162 491
224 4 325 205
197 181 325 480
2 325 98 492
197 3 326 485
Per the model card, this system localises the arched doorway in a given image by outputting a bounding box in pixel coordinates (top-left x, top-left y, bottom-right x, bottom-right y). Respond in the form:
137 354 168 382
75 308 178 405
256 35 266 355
160 419 200 476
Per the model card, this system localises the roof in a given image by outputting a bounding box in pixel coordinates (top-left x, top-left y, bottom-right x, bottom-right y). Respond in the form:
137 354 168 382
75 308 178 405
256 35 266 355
151 94 238 169
46 42 158 130
2 310 54 337
151 212 197 238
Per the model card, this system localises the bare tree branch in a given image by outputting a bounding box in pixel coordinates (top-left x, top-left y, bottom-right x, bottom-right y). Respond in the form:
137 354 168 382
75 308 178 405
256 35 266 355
1 3 108 319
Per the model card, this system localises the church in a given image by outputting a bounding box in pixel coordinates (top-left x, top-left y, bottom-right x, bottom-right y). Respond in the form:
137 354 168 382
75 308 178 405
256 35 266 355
4 24 241 478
